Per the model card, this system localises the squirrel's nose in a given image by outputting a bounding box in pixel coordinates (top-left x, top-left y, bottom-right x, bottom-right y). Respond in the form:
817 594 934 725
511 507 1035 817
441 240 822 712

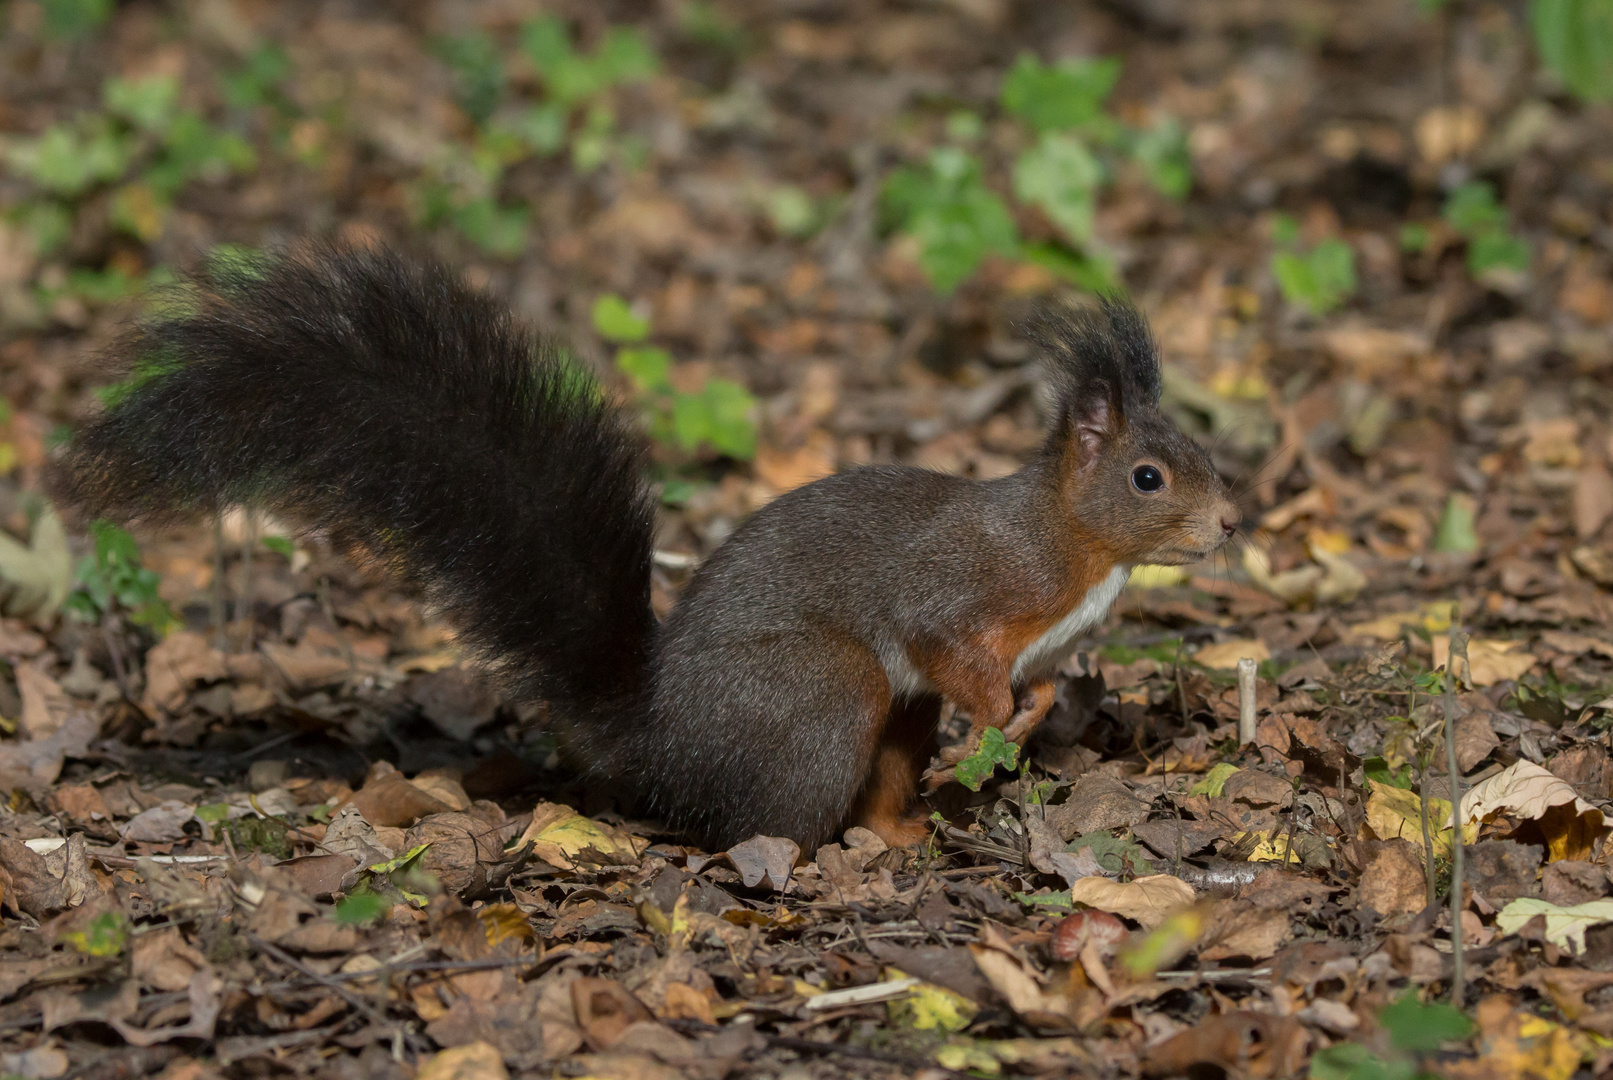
1220 509 1241 537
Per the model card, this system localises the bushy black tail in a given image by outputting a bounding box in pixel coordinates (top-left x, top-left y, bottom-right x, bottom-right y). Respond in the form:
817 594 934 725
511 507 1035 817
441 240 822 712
54 244 657 729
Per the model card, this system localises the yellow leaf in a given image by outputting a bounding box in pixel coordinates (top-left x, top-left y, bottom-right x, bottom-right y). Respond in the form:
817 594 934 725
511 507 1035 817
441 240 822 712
1431 636 1537 687
1128 564 1190 589
416 1041 508 1080
1364 781 1477 859
885 967 977 1033
1190 763 1239 797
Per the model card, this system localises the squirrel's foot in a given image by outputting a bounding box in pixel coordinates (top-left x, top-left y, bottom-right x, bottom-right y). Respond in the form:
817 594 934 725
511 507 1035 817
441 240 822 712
862 812 933 849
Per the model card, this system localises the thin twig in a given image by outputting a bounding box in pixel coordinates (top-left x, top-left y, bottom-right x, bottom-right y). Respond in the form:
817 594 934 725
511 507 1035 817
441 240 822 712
249 935 428 1057
212 511 227 652
1445 627 1469 1009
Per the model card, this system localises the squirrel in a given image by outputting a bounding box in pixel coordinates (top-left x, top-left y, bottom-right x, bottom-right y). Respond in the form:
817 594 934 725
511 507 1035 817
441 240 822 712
53 244 1240 853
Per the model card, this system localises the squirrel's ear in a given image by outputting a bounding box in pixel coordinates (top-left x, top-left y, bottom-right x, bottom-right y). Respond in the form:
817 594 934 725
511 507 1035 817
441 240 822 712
1065 381 1121 469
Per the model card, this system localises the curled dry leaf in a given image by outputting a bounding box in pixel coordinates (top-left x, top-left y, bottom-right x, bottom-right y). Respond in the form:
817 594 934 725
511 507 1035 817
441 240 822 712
1495 897 1613 953
1461 761 1608 862
1065 874 1196 929
1432 636 1538 687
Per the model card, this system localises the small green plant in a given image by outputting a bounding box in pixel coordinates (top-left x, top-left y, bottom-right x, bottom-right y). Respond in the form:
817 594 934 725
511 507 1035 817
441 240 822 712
881 52 1190 295
1270 215 1357 316
1531 0 1613 101
1441 181 1531 277
334 892 390 926
517 15 656 172
415 18 659 255
220 45 293 112
594 295 756 460
40 0 113 41
64 520 178 634
436 31 506 126
954 727 1020 791
882 147 1018 294
2 72 255 259
1309 993 1472 1080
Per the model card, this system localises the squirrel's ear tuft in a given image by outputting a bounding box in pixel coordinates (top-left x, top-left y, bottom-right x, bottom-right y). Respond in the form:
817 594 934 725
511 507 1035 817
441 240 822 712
1029 296 1164 422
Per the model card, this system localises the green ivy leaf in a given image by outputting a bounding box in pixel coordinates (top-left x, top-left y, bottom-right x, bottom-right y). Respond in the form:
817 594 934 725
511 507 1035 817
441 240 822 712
1013 132 1102 244
1000 53 1121 134
1308 1042 1417 1080
954 727 1020 791
1467 230 1531 275
593 294 650 343
1442 181 1509 235
4 120 135 196
451 198 528 257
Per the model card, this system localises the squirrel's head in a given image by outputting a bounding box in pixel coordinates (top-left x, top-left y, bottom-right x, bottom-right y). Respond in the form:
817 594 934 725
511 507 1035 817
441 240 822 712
1033 299 1241 566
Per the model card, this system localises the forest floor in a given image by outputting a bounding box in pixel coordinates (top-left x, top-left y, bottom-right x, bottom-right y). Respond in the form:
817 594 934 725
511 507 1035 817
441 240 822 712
3 0 1613 1077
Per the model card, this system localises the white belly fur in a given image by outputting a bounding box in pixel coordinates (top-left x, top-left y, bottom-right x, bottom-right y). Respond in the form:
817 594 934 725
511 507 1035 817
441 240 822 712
1009 565 1130 683
879 565 1131 697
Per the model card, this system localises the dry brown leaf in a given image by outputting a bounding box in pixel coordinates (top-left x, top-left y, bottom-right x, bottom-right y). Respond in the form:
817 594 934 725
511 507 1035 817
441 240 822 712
1575 464 1613 539
1433 636 1537 687
725 834 801 891
969 944 1069 1024
1194 638 1271 670
1357 841 1428 916
1143 1011 1309 1079
141 631 228 714
1065 874 1196 929
16 662 69 739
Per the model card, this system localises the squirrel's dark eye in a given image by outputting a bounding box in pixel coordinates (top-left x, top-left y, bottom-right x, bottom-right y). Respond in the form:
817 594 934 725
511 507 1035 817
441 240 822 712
1132 465 1164 493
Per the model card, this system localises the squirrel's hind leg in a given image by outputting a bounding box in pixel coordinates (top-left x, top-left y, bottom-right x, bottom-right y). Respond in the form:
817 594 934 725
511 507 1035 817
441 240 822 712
852 693 941 848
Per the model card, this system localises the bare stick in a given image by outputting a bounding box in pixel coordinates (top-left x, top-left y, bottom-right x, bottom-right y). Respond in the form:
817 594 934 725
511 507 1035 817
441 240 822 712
1237 657 1258 746
235 509 256 651
211 513 227 652
1445 627 1469 1008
